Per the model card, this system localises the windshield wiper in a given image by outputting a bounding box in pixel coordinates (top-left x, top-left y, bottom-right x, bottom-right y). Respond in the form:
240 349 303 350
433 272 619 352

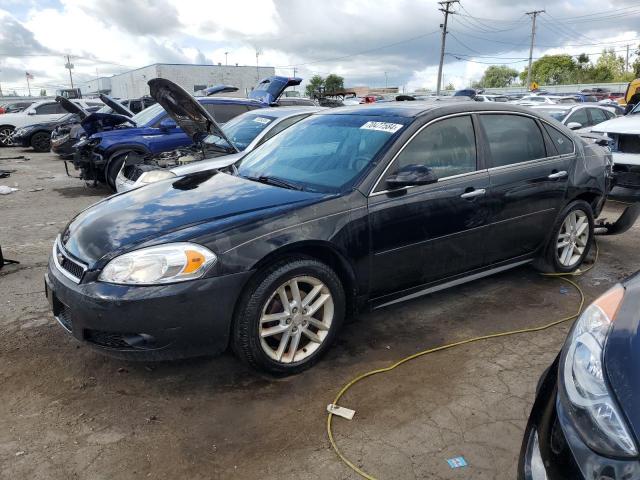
244 175 303 191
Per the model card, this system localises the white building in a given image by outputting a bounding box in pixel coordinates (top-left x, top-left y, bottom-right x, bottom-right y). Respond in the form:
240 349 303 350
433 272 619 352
78 63 276 99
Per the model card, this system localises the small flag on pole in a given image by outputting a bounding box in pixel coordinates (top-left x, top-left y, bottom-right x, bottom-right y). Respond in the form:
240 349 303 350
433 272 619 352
25 72 34 80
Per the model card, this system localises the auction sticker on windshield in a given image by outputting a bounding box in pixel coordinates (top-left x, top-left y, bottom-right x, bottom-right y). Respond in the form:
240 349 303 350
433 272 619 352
253 117 272 124
360 121 403 133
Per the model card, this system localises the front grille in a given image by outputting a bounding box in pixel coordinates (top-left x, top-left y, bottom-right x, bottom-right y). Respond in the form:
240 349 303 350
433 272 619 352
616 134 640 154
613 167 640 188
85 330 133 349
54 239 87 283
56 304 73 332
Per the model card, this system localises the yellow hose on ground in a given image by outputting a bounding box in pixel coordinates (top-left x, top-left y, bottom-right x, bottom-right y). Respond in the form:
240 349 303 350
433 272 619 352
327 245 599 480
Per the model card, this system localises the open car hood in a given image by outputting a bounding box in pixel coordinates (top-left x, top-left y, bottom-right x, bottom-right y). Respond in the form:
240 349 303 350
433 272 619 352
80 113 135 136
591 115 640 135
99 94 134 117
148 78 237 150
204 85 239 96
248 76 302 104
55 96 88 120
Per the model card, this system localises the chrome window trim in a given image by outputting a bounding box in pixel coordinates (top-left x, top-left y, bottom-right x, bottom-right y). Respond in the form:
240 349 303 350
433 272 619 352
368 112 477 196
52 236 87 284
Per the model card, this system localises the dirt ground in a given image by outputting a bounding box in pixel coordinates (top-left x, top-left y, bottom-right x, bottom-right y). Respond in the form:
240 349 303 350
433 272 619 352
1 147 639 480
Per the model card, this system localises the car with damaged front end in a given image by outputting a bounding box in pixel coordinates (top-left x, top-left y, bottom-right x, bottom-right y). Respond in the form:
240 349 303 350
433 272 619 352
45 102 637 374
115 78 323 192
519 272 640 480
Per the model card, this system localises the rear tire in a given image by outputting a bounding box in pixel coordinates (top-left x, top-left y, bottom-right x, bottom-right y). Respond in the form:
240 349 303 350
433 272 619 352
30 131 51 152
232 256 345 375
534 200 594 273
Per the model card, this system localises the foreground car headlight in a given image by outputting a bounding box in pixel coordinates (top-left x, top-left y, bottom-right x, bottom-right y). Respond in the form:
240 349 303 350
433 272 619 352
74 136 99 149
137 169 177 185
560 284 637 457
98 243 216 285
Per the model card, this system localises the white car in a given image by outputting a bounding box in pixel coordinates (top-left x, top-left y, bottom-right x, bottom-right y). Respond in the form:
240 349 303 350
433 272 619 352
474 94 509 102
591 106 640 191
0 98 103 146
531 104 617 133
514 95 576 106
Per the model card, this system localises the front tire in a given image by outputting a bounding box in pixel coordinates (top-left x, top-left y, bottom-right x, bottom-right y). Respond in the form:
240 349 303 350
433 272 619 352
105 151 130 192
0 126 14 147
535 200 594 273
232 257 345 374
30 131 51 152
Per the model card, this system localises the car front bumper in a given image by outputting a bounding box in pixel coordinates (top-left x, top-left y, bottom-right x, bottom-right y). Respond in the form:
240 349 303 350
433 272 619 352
44 255 253 360
10 131 32 147
519 358 640 480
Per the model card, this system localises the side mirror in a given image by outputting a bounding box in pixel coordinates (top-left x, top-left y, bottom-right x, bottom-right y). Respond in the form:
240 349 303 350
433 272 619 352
567 122 582 130
159 118 177 131
27 110 36 115
386 164 438 189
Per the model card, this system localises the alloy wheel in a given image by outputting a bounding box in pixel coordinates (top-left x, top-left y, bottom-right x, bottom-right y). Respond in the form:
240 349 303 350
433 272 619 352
259 275 334 364
0 127 14 146
556 210 590 267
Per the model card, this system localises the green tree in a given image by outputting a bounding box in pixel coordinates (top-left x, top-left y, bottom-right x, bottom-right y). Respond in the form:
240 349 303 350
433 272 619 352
444 82 455 90
39 89 47 96
304 75 324 98
477 65 519 88
520 54 577 85
324 74 344 93
595 48 625 79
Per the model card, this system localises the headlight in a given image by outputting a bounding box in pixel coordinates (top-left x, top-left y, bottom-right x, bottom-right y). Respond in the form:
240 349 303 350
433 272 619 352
560 284 637 457
137 169 177 185
74 137 99 149
98 243 216 285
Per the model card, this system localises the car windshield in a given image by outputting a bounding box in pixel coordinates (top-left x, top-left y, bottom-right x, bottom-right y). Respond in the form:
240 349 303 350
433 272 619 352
131 103 164 126
631 103 640 115
237 114 409 193
203 113 277 151
545 110 568 121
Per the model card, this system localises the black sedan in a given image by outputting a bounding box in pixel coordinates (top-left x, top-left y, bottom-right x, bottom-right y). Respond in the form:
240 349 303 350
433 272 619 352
11 113 82 152
519 273 640 479
46 102 616 373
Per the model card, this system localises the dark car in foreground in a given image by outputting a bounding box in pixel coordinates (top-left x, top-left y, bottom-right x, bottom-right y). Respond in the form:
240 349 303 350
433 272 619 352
46 102 625 373
519 273 640 479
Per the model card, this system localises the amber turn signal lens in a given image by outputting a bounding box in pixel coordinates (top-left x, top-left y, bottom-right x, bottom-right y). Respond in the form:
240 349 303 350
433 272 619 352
183 250 206 274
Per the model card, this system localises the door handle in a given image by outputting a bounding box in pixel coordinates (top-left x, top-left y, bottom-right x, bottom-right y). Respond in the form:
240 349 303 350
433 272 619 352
460 188 486 199
548 170 568 180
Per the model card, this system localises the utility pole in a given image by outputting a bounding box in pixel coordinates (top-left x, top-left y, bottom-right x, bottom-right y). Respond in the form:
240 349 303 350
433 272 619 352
525 10 544 91
385 71 388 89
255 50 261 83
436 0 458 96
293 67 297 91
64 55 75 89
225 51 229 66
626 44 630 72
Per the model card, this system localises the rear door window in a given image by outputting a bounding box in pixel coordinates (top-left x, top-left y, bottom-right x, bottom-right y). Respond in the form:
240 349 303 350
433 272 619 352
542 123 574 155
35 103 65 115
203 103 249 123
565 108 589 127
480 114 547 167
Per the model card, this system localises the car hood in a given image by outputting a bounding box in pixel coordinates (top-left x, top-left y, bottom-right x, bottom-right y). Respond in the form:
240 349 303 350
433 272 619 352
148 78 236 150
170 152 244 176
591 115 640 134
55 96 88 119
62 171 327 266
248 76 302 104
80 112 135 136
604 272 640 443
99 94 134 117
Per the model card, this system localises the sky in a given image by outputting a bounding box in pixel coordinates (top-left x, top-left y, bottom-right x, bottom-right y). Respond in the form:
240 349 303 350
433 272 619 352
0 0 639 96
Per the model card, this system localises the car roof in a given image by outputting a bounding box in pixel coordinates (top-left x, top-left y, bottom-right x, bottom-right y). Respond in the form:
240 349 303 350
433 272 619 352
315 101 544 118
241 106 325 118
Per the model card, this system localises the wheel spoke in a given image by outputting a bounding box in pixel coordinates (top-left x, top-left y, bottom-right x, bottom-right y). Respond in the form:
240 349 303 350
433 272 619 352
561 245 574 265
557 240 570 249
275 330 291 361
301 284 323 308
307 293 330 317
277 287 291 314
576 221 588 237
307 317 329 331
285 331 302 362
289 279 302 307
260 311 289 324
260 324 289 338
302 328 322 344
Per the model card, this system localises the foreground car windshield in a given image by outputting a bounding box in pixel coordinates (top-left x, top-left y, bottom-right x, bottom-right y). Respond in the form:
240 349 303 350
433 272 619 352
204 113 277 150
237 114 408 192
